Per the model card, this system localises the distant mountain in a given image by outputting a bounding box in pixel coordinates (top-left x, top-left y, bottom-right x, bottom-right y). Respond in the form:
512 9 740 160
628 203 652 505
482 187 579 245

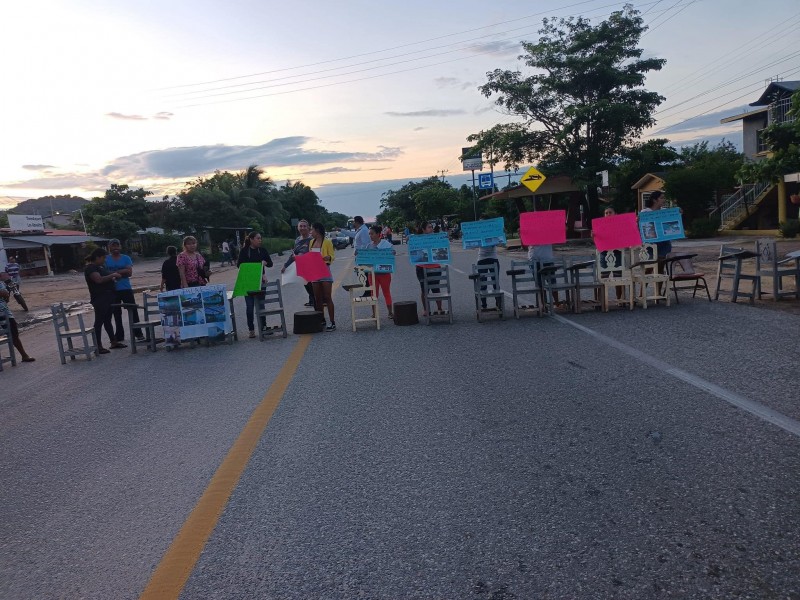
10 195 89 215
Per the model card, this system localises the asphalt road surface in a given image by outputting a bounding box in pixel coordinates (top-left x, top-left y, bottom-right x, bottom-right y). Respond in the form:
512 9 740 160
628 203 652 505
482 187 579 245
2 243 799 599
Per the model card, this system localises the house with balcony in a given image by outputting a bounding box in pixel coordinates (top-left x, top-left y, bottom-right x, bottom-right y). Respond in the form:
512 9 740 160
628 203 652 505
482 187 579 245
717 80 799 232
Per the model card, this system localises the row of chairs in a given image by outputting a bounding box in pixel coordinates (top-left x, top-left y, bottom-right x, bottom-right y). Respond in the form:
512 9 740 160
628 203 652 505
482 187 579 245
715 240 800 303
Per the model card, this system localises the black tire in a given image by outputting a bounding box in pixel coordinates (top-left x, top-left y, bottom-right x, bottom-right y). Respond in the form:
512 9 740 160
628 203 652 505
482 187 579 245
14 293 28 312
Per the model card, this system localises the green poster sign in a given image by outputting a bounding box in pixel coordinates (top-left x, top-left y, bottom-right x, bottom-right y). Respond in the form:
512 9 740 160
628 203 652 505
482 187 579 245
232 262 263 297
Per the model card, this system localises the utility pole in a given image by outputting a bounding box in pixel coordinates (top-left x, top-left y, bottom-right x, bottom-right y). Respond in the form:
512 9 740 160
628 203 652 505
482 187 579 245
437 169 448 182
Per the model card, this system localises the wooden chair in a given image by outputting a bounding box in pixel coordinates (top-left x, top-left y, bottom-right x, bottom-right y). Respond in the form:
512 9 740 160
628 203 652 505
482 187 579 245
630 244 670 309
112 296 162 353
595 250 634 311
51 302 96 364
664 254 711 303
469 262 505 321
342 266 380 331
422 266 453 324
566 255 604 313
506 260 542 318
535 259 573 314
226 291 239 341
253 281 288 339
755 239 800 301
0 315 17 370
714 244 759 303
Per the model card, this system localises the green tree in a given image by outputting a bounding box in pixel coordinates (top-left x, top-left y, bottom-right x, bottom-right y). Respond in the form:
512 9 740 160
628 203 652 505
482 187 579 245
663 140 743 222
740 90 800 183
467 5 665 217
611 138 678 212
378 176 455 226
275 180 325 224
0 212 9 228
83 184 152 244
413 186 460 221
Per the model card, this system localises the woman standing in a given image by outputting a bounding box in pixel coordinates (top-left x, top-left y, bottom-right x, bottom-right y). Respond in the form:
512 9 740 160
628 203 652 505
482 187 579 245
309 222 336 331
84 248 124 354
367 225 395 319
176 236 210 288
237 231 275 338
160 246 181 292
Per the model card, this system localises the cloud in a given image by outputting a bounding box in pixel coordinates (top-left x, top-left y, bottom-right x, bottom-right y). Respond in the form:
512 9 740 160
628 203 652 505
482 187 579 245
468 40 520 57
106 111 174 121
2 172 113 190
669 133 742 151
22 164 55 171
434 77 475 91
413 127 427 131
101 137 402 178
385 109 466 117
655 105 750 134
300 166 390 175
107 112 148 121
474 106 495 115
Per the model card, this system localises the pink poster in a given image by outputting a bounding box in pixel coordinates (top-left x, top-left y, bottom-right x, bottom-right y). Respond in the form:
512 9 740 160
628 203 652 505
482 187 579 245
591 213 643 251
294 252 330 282
519 211 566 245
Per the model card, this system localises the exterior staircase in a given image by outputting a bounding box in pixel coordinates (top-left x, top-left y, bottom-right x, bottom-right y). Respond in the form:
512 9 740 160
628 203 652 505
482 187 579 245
710 181 774 230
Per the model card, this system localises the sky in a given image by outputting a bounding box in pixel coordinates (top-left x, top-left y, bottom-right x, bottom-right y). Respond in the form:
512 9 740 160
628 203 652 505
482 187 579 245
1 0 799 218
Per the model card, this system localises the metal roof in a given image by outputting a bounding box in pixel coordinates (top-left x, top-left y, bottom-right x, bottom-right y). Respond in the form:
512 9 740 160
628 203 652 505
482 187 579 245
2 234 108 246
749 81 800 106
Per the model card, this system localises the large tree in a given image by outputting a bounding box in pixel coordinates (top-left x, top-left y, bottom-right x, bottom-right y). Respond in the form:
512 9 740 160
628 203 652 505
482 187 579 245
467 5 665 216
611 138 678 212
377 177 458 227
83 184 151 244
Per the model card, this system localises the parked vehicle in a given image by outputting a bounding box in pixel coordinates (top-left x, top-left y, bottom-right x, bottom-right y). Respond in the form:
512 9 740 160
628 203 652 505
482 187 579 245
327 232 351 250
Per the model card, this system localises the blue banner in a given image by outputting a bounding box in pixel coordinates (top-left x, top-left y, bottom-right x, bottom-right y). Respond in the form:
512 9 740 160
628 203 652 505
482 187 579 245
638 207 685 243
355 248 396 273
408 232 451 265
461 217 507 249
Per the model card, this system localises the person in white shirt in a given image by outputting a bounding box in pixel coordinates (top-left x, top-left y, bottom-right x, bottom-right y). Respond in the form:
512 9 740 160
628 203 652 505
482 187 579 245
338 216 371 252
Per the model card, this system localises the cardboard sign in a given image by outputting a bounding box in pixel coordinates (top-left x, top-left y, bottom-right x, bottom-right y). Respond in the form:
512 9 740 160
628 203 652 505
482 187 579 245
232 262 263 298
639 208 685 243
591 213 643 251
294 251 330 282
461 217 507 249
408 232 451 265
158 284 232 345
356 248 396 273
519 210 566 246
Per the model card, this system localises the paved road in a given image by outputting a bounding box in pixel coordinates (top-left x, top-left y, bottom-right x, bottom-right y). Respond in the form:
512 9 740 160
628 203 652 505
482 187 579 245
2 244 799 599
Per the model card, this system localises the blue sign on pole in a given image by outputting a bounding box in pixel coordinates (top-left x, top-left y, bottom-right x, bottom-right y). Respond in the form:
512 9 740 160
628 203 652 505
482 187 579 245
479 173 493 190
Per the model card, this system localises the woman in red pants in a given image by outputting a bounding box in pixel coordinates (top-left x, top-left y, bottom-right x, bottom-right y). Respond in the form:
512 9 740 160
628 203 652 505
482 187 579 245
368 226 396 319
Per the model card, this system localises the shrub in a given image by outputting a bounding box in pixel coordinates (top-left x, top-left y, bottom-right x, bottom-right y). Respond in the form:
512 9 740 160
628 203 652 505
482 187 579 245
140 233 183 257
263 237 295 256
779 219 800 239
687 217 720 239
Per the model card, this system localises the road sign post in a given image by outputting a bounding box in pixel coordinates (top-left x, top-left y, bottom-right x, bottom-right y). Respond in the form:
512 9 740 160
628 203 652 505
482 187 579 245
479 173 493 190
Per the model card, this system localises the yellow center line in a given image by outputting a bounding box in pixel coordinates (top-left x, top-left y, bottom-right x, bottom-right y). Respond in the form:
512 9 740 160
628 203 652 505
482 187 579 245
140 259 352 600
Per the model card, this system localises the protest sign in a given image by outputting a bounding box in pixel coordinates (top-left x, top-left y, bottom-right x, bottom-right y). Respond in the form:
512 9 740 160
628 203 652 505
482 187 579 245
158 284 232 346
591 213 643 251
232 262 263 297
461 217 506 249
519 210 566 245
356 248 396 273
295 252 330 282
408 232 451 265
638 207 685 243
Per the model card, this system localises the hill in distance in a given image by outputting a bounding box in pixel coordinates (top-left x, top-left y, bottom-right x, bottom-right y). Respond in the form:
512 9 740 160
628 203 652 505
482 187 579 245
9 195 89 215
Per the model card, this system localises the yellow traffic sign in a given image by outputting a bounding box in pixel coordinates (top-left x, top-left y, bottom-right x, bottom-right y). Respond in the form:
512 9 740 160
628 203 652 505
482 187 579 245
520 167 547 193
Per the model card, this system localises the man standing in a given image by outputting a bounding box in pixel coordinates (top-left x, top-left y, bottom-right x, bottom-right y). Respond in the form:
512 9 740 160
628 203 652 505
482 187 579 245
338 216 372 296
106 239 142 342
339 216 371 253
221 240 232 266
281 219 316 307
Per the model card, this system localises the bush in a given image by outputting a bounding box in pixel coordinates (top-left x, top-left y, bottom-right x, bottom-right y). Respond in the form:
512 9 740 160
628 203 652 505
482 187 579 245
263 237 295 256
779 219 800 239
140 233 183 257
687 217 720 239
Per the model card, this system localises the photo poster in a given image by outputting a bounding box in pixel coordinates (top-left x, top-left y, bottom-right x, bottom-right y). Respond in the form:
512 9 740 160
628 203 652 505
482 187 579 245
461 217 507 249
591 213 643 251
158 283 232 346
519 210 567 246
356 248 396 273
232 262 263 297
407 232 451 265
638 207 686 243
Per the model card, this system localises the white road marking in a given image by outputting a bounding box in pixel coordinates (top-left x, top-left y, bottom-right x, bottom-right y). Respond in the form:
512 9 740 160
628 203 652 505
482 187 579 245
550 313 800 439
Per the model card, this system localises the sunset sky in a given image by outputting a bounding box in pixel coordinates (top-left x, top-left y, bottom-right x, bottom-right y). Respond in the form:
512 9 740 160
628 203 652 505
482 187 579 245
1 0 798 217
